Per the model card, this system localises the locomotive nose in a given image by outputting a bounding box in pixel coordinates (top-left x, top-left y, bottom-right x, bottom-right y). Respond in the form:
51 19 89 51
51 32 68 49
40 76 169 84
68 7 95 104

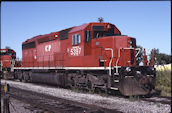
118 67 156 96
119 75 155 96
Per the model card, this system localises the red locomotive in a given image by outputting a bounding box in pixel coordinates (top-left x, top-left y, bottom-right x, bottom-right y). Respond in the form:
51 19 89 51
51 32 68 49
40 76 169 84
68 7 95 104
0 49 16 70
0 49 16 78
11 22 156 96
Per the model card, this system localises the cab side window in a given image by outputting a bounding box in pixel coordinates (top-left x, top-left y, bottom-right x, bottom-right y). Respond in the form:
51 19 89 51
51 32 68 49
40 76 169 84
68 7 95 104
85 30 91 43
72 34 81 45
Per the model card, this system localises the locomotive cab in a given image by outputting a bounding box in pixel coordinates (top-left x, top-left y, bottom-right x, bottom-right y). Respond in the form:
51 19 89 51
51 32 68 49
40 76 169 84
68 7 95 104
0 49 16 79
73 22 138 67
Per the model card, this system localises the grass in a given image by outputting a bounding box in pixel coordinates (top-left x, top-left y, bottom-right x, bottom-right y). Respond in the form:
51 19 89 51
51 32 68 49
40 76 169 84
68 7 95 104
71 87 95 94
71 87 81 93
129 96 140 102
155 69 171 97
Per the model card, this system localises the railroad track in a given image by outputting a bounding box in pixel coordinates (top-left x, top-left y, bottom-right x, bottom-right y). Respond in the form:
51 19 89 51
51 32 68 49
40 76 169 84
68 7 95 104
1 85 121 113
107 93 171 105
141 96 171 105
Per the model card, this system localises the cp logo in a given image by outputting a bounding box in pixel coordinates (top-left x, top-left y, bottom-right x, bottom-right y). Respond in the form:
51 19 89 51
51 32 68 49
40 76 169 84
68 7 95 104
45 45 51 52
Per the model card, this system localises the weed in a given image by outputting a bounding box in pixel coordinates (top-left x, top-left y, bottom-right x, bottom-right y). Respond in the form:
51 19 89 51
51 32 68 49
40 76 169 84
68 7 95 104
156 102 161 107
155 69 171 97
71 87 80 93
88 90 94 94
129 95 140 102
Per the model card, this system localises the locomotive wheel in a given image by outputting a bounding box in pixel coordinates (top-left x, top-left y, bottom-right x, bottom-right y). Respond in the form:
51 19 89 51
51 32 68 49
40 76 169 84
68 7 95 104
70 77 76 89
3 72 14 80
87 80 95 92
22 72 27 82
17 72 23 82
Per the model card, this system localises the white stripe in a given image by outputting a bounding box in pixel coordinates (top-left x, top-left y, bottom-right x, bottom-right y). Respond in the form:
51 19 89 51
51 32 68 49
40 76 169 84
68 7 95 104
13 66 121 70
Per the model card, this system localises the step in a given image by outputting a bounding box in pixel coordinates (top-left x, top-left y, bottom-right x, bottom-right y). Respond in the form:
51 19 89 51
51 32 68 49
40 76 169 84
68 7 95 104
114 80 119 82
114 73 119 75
110 87 118 90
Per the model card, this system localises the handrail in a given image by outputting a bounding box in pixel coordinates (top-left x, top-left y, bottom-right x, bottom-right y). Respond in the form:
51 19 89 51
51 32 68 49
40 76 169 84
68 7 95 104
135 48 141 58
0 61 2 71
104 48 113 76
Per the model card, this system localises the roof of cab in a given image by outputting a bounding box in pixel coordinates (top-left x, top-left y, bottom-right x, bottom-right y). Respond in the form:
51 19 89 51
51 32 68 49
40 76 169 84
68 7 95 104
69 23 89 33
68 22 113 33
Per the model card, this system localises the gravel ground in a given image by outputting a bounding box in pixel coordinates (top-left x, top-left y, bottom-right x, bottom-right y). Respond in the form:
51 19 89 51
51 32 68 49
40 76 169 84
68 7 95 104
1 80 171 113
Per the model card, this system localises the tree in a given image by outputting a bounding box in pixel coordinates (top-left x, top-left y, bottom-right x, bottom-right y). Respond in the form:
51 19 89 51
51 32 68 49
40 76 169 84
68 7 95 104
135 46 171 65
151 48 171 65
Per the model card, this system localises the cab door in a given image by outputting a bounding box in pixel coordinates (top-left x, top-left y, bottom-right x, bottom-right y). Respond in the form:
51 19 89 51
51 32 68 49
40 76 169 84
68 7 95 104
84 30 91 55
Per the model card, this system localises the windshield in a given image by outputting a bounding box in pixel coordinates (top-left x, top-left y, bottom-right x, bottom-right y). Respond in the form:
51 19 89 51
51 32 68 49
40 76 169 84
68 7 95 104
0 49 15 56
0 52 13 56
93 25 115 38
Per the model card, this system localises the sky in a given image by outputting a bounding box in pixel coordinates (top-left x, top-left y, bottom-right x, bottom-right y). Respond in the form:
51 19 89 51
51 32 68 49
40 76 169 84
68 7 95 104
1 1 171 58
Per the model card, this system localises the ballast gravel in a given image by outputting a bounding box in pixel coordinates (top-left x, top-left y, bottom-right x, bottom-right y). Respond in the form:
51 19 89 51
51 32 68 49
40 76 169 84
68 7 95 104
1 80 171 113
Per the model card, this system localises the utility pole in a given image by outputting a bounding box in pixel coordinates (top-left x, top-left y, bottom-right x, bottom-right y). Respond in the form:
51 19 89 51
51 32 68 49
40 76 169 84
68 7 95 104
3 83 10 113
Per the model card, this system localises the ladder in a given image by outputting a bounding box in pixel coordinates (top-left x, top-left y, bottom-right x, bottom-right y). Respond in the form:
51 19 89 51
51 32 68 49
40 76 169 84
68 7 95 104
104 48 120 90
110 68 120 90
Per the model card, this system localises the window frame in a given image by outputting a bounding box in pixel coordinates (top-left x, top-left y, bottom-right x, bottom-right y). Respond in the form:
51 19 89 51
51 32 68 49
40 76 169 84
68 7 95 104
72 34 81 45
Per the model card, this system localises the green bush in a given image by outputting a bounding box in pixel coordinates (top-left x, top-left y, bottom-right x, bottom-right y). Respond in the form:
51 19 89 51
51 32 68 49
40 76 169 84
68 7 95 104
155 70 171 97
